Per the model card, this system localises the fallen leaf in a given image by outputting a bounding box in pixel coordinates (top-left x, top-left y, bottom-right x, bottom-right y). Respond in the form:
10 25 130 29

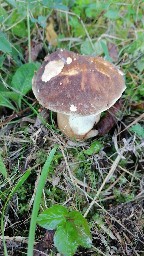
25 41 43 62
96 100 122 136
46 17 58 46
108 42 119 62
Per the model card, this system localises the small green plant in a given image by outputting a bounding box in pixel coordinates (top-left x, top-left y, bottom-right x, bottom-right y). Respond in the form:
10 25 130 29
129 123 144 138
83 140 103 155
0 62 40 110
37 205 92 256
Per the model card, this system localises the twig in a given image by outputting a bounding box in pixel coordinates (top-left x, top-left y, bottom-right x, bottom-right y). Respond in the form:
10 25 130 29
0 101 36 127
0 236 28 243
117 112 144 135
60 145 88 188
84 154 122 218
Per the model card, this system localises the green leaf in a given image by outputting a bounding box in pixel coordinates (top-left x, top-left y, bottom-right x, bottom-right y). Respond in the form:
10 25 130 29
0 32 12 53
0 154 7 179
100 40 112 62
0 84 19 110
69 17 85 37
129 124 144 138
12 21 27 38
80 39 107 56
37 205 68 230
6 0 16 7
37 205 91 255
0 94 16 110
104 9 119 20
0 55 5 68
135 57 144 73
68 211 92 248
37 16 47 28
42 0 68 10
5 10 27 37
3 91 20 103
0 6 8 22
54 222 78 256
80 39 93 55
138 84 144 97
85 3 97 18
11 62 40 108
84 141 103 155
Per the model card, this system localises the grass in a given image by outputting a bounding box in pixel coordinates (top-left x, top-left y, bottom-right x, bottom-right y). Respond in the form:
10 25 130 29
27 146 57 255
0 0 144 255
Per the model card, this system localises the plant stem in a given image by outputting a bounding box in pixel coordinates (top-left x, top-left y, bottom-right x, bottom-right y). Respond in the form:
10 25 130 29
27 1 31 63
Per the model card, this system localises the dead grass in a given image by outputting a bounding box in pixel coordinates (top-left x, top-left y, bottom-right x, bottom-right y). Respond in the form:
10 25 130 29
0 107 144 255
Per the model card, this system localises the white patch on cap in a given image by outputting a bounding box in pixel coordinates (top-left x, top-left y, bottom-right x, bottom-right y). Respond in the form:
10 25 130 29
70 104 77 112
41 60 64 82
66 57 72 64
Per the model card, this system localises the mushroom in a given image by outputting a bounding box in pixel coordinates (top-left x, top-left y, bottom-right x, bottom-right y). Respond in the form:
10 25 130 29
32 49 126 140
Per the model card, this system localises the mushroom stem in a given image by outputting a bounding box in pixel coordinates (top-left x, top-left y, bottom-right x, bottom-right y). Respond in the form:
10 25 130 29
57 112 100 140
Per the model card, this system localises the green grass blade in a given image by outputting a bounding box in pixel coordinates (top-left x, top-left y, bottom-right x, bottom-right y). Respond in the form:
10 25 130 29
0 154 7 179
27 146 58 256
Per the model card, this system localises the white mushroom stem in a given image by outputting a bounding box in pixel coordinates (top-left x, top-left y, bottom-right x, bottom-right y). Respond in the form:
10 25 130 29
57 113 100 140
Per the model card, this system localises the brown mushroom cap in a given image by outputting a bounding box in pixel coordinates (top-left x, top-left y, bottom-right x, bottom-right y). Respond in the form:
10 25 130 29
32 49 126 116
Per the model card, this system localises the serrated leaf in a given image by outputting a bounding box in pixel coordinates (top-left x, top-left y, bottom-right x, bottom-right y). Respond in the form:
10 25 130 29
54 222 78 256
84 141 102 155
68 211 92 248
0 154 7 178
37 205 68 230
0 32 12 53
11 62 40 108
129 124 144 138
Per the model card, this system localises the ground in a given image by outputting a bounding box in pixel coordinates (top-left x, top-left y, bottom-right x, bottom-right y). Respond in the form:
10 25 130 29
0 1 144 255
